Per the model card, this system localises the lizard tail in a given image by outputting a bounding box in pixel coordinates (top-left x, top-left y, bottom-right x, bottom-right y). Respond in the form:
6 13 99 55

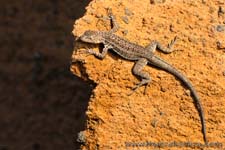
148 55 207 144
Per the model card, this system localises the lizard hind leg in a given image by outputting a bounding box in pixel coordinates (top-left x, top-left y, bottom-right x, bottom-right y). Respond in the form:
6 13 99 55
145 36 178 54
128 58 151 95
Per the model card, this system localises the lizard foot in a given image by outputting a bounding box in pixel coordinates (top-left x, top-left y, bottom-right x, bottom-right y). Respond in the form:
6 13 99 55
127 79 150 96
79 49 96 56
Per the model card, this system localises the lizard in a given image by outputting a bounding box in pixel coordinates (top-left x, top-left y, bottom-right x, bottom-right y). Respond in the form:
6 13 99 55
77 12 207 144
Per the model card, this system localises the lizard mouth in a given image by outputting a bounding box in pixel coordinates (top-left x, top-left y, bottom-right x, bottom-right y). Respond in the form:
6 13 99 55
79 35 88 41
75 36 80 41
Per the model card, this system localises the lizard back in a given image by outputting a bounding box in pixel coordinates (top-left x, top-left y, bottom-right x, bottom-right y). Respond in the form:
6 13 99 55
102 32 153 60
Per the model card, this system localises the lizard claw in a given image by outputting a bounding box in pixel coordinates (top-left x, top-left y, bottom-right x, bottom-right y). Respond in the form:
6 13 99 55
84 49 94 54
127 83 148 96
79 49 94 56
127 84 139 96
127 89 136 96
143 84 148 95
168 35 178 49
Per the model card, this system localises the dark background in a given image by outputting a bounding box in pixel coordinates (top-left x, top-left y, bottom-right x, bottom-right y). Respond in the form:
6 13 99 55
0 1 91 149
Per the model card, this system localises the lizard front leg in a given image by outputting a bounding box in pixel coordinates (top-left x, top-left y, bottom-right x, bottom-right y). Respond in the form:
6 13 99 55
145 36 177 53
107 9 119 33
129 58 151 95
84 44 112 59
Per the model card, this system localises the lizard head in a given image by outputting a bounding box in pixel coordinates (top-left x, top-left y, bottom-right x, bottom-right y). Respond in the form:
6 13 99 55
79 30 103 44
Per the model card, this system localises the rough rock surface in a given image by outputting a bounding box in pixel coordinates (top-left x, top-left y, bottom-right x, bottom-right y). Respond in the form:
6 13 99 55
71 0 225 149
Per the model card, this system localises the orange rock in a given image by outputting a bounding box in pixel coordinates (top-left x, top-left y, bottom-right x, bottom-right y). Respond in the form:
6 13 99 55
71 0 225 149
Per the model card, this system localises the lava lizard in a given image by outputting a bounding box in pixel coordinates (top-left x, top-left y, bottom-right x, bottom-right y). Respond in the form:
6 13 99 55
78 13 207 144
